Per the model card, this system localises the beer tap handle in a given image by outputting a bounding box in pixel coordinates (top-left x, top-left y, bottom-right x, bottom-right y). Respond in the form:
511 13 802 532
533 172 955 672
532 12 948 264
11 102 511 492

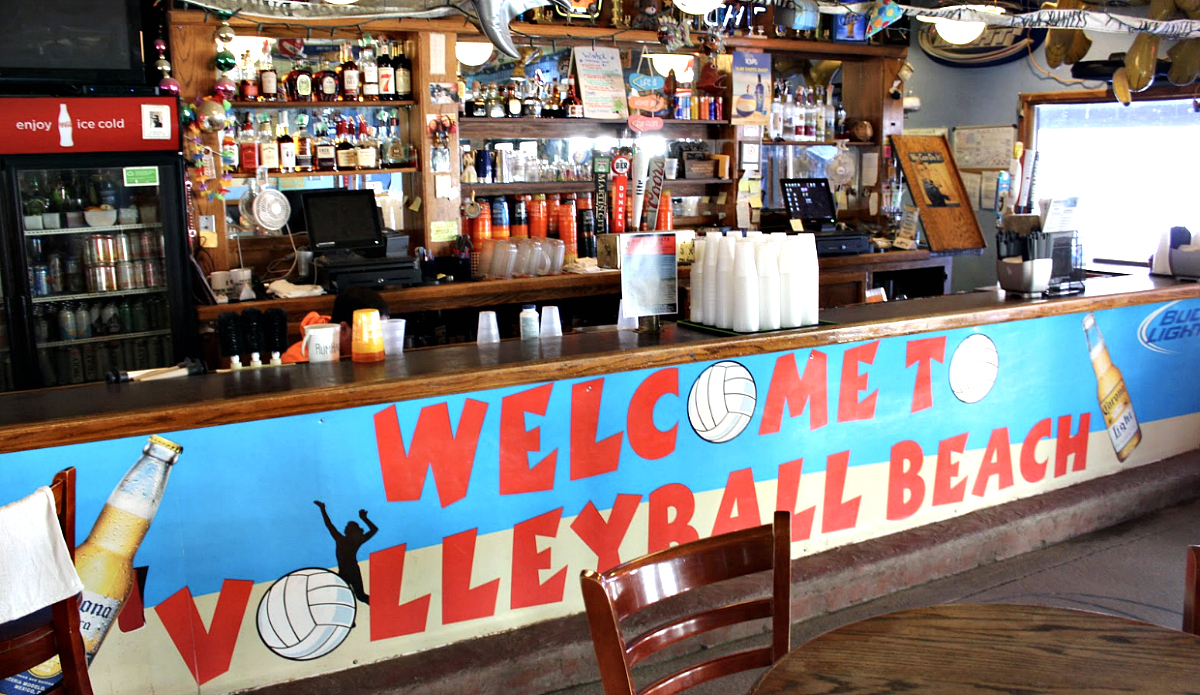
217 311 244 370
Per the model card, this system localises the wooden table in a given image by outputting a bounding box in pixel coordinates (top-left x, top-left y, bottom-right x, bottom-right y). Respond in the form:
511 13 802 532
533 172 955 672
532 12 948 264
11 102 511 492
752 604 1200 694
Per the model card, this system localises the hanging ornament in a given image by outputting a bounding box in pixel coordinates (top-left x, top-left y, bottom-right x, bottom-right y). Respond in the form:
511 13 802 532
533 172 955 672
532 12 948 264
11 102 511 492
215 20 236 45
215 49 238 72
195 98 228 133
867 0 904 37
214 75 237 101
153 34 180 96
160 78 181 96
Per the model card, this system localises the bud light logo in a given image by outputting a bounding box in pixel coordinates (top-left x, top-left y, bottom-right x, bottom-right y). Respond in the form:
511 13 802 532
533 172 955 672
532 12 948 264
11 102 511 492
1137 300 1200 354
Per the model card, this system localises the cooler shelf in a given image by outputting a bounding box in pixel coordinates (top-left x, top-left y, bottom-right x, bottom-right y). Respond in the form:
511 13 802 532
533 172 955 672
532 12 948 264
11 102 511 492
31 287 168 304
36 328 171 349
26 223 163 237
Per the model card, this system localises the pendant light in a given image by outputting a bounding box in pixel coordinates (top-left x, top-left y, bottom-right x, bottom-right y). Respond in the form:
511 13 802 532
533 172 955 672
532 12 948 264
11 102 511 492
457 41 495 67
673 0 725 16
917 4 1004 46
643 53 695 82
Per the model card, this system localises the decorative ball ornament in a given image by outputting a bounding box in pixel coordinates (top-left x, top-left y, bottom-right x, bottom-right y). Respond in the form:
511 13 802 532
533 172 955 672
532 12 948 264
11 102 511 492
195 99 227 132
215 21 237 44
214 75 237 101
215 49 238 72
153 30 177 95
154 37 167 53
159 77 181 96
155 58 172 74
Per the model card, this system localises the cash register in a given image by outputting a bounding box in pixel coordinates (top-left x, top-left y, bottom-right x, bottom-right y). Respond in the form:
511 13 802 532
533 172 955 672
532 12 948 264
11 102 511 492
766 178 873 256
303 189 421 292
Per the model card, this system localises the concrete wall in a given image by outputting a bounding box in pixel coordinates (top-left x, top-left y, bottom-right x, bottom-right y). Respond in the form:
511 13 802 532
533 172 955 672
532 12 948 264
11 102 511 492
902 29 1135 291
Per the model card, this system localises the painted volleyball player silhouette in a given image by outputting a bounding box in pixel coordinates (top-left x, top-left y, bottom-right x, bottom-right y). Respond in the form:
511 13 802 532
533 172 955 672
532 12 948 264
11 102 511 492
314 500 378 604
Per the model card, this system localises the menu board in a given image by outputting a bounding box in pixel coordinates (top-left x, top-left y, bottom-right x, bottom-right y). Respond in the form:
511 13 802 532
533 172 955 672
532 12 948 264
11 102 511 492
572 46 629 120
730 51 770 126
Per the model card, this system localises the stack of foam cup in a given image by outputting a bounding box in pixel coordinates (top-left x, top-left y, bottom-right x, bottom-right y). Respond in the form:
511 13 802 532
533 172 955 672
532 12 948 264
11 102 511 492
691 238 706 324
691 232 819 332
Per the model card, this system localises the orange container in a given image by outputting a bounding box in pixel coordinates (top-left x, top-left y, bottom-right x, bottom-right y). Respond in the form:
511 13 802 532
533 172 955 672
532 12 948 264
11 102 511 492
654 189 673 231
546 193 561 239
472 202 492 244
558 198 578 264
528 195 548 238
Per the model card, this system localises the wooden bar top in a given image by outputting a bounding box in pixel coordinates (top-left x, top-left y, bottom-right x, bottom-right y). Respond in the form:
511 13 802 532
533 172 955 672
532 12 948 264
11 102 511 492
3 273 1196 456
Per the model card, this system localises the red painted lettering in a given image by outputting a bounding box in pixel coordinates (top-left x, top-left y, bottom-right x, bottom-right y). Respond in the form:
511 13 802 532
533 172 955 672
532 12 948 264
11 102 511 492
774 459 816 540
972 427 1014 497
822 451 861 533
711 468 762 536
648 483 699 552
500 384 558 495
759 351 828 435
155 579 253 685
511 508 567 609
1020 418 1053 483
442 528 501 624
1055 413 1090 476
571 379 624 480
369 543 432 640
837 342 879 423
627 369 678 460
906 336 946 413
887 440 925 521
571 494 643 571
933 433 970 506
375 401 487 507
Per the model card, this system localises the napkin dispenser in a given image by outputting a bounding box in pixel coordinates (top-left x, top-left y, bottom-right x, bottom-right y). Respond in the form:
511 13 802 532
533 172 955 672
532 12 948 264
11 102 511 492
1151 226 1200 279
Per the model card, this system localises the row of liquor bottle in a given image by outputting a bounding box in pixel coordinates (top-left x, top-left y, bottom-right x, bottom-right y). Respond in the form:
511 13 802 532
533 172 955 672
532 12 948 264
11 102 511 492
34 297 170 344
233 42 413 103
225 111 417 174
767 85 847 143
462 79 585 119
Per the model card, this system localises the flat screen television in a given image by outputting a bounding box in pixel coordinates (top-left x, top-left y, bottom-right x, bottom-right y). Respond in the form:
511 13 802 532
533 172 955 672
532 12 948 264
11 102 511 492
302 189 385 254
0 0 145 89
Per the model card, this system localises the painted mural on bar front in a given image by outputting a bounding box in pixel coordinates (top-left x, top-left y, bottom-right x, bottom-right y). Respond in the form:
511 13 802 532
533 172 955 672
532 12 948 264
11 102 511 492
3 299 1200 695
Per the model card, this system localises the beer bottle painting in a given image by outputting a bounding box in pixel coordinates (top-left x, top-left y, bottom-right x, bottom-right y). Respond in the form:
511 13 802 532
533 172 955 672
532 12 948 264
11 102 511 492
2 436 182 694
1083 313 1142 461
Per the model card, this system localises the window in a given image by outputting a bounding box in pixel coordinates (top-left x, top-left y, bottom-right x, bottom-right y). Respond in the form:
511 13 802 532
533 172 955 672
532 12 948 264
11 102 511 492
1028 97 1200 265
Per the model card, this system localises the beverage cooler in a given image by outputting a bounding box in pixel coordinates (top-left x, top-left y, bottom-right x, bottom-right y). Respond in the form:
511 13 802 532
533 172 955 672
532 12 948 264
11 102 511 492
0 96 192 391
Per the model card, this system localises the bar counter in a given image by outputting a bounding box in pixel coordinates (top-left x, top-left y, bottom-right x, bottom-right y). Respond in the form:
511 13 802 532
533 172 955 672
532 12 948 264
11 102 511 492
0 273 1194 456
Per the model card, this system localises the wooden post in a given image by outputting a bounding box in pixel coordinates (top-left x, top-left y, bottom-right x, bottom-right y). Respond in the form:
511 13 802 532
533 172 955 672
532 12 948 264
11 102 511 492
414 31 461 257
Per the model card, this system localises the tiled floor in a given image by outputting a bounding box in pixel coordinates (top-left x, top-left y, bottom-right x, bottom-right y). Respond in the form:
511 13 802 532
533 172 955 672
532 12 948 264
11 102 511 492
550 496 1200 695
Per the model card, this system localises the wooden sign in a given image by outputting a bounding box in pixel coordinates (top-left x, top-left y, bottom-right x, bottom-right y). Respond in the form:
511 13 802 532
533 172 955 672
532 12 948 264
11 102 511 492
892 135 985 252
628 73 665 91
629 114 664 133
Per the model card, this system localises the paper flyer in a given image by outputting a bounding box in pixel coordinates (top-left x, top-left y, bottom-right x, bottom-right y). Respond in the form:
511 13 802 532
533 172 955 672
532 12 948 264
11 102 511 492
571 46 629 119
730 52 771 126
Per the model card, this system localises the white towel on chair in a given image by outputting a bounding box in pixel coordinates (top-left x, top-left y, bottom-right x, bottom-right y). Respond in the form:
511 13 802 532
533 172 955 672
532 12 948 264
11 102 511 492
0 486 85 624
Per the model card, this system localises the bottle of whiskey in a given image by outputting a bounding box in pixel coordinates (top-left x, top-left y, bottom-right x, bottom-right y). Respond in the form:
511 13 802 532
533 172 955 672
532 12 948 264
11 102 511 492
294 113 314 172
338 44 361 102
335 117 358 171
393 43 413 100
315 58 340 102
563 81 584 118
314 118 337 171
361 43 379 101
257 50 279 102
506 82 523 118
276 112 297 173
257 114 279 172
285 61 314 102
237 113 259 174
377 43 396 102
522 81 543 118
355 116 378 170
238 52 259 101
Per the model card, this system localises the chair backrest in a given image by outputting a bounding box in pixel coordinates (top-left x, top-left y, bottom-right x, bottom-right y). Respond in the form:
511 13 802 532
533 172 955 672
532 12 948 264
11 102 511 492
1185 545 1199 635
0 467 92 695
580 511 791 695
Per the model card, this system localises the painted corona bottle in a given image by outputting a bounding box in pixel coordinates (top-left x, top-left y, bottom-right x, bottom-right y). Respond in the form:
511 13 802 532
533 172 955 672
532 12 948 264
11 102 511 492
25 436 182 684
1083 313 1141 461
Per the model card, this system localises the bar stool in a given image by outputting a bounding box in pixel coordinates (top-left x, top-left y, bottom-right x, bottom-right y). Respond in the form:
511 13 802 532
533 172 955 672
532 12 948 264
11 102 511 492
0 468 94 695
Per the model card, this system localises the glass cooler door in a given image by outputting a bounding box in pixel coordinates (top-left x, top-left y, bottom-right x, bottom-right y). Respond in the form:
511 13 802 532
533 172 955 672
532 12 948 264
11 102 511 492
18 166 174 387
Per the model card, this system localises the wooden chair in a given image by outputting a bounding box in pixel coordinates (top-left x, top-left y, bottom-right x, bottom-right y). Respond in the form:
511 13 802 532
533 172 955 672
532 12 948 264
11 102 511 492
0 468 94 695
580 510 791 695
1185 545 1200 635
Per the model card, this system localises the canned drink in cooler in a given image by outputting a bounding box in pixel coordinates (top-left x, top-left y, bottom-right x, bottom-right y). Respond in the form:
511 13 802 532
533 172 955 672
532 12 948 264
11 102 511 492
88 234 117 264
47 254 64 294
32 264 50 296
66 255 85 293
87 264 118 293
115 261 142 290
137 231 156 260
113 233 133 262
142 258 163 288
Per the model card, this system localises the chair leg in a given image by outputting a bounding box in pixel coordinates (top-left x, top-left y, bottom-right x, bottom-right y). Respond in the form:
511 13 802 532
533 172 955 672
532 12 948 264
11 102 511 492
51 597 94 695
1185 546 1200 635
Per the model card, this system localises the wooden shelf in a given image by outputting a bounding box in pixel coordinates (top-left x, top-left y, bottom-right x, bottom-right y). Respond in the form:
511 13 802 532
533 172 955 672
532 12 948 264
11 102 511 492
463 178 730 196
228 167 418 180
760 139 876 147
228 100 415 108
460 117 729 140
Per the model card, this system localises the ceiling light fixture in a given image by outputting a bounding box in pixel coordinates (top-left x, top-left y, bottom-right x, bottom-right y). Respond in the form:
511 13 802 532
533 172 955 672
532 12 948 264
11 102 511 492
672 0 725 16
456 41 495 67
917 4 1004 45
643 53 695 82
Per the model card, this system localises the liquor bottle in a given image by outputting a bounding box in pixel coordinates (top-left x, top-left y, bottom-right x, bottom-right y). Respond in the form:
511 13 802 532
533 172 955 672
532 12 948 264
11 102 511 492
393 44 413 100
355 117 378 170
487 84 505 118
258 114 280 172
258 51 279 102
338 44 361 102
238 113 260 173
824 87 836 142
285 61 314 102
755 74 765 114
222 124 239 171
835 100 847 138
378 43 396 101
506 82 523 118
314 118 337 171
335 117 358 171
522 81 543 117
468 82 486 117
544 84 563 118
768 83 784 141
276 112 297 172
382 116 403 166
238 52 259 101
814 87 827 141
316 58 340 102
803 88 817 141
294 113 314 172
21 437 182 682
1083 312 1142 461
361 43 379 101
784 86 800 143
564 82 584 118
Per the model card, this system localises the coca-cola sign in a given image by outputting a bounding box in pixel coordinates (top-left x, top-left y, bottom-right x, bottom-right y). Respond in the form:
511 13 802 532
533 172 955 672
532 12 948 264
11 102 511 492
0 97 179 155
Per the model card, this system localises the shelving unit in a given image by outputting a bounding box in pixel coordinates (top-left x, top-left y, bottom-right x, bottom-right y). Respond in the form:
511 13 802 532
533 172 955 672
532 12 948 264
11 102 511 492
227 167 418 180
228 99 416 108
462 178 730 196
25 222 163 237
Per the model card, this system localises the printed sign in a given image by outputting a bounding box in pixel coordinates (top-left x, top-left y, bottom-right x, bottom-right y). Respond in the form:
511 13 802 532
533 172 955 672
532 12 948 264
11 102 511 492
572 46 629 120
621 231 678 317
628 113 664 133
628 73 666 91
0 97 179 154
730 52 771 126
123 167 159 187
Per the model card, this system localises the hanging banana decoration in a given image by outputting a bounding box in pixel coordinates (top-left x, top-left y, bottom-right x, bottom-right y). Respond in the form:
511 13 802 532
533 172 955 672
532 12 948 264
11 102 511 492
1042 0 1091 68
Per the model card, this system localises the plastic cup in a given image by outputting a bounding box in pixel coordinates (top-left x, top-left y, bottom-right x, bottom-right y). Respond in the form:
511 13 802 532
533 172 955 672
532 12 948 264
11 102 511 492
477 310 500 344
383 318 406 355
617 300 638 330
540 305 562 337
351 308 385 362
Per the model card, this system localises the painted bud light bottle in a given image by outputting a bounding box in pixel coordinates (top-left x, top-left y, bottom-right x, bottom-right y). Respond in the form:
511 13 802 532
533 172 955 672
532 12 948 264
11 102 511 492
1082 312 1141 461
4 436 182 694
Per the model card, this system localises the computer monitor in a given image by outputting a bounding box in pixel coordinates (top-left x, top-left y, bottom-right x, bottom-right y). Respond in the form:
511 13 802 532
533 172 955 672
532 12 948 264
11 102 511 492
302 189 385 254
780 178 838 232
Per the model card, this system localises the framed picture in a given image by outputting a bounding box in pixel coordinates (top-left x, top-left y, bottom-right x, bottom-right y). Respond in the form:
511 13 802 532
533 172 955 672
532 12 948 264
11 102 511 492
892 134 985 251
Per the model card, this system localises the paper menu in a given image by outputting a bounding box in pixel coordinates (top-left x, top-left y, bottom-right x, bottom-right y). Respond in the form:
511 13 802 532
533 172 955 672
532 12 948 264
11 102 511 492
572 47 629 119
